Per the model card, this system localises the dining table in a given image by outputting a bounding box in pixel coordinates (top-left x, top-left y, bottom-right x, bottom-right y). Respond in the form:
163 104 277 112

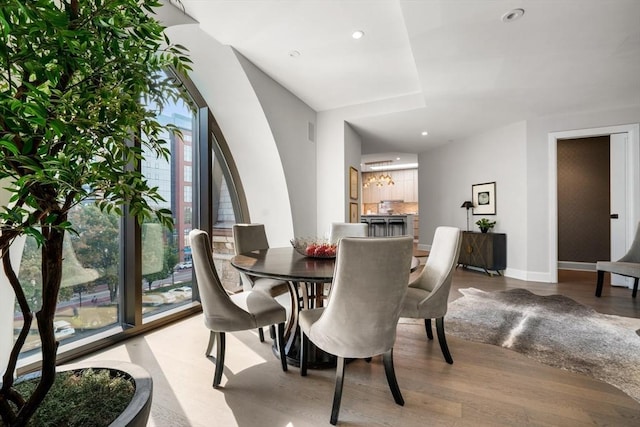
230 246 420 368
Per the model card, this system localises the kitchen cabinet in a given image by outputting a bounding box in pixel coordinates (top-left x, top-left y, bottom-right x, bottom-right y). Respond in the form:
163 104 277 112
361 169 418 203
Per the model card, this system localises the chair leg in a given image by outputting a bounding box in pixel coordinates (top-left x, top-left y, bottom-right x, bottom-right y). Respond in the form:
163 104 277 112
270 324 276 340
213 332 226 388
300 332 308 376
424 319 433 340
258 327 265 342
435 317 453 364
276 322 288 372
205 330 215 356
633 278 639 298
382 349 404 406
596 270 605 297
330 356 346 426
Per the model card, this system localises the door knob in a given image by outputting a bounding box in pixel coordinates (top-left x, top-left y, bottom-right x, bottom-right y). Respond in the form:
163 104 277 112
610 214 619 219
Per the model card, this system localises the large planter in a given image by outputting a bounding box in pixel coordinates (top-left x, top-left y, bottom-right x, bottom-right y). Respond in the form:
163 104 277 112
67 361 153 427
14 360 152 427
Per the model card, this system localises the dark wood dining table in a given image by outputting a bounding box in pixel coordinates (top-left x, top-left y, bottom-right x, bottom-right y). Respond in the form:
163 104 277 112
230 246 420 368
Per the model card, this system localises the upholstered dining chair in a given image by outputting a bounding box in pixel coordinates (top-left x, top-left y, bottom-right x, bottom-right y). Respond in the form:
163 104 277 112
328 222 368 245
190 229 288 388
299 236 414 425
233 223 290 341
596 221 640 298
400 226 462 364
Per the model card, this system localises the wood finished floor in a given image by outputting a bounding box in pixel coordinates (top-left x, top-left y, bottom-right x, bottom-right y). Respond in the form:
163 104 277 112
78 267 640 426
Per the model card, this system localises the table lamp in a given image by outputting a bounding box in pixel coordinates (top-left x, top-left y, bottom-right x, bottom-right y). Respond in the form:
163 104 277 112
460 201 474 231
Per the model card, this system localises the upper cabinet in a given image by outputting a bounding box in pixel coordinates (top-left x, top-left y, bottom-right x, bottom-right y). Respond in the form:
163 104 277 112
362 169 418 203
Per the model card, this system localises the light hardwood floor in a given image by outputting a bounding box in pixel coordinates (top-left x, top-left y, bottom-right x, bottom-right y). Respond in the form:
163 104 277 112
78 268 640 426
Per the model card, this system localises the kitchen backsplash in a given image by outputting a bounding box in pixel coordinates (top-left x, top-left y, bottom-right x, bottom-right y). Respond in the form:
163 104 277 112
363 201 418 215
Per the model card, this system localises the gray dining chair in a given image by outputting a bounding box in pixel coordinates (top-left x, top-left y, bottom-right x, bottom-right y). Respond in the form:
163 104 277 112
233 223 290 341
400 226 462 364
299 236 414 425
328 222 368 245
190 229 288 388
596 221 640 298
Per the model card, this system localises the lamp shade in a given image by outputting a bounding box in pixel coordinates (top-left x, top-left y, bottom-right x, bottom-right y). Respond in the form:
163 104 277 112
460 201 474 209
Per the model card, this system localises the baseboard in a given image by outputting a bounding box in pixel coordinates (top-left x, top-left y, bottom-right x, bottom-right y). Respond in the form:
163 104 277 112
558 261 595 271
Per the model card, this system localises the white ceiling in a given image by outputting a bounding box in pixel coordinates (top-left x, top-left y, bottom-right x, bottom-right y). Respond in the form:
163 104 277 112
177 0 640 155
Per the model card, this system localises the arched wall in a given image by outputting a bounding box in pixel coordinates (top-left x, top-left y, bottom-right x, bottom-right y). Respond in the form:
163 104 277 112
166 24 295 246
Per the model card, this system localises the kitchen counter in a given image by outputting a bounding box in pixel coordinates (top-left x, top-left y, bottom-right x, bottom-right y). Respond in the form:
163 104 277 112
361 214 415 237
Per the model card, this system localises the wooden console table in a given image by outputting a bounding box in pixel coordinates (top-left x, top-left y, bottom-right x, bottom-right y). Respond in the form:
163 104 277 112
458 231 506 276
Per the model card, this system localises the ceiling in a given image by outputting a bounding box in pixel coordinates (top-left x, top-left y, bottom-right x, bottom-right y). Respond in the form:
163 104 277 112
176 0 640 156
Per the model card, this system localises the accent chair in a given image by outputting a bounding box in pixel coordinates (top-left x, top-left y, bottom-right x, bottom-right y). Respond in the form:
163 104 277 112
596 221 640 298
298 236 414 425
190 229 288 388
399 226 462 364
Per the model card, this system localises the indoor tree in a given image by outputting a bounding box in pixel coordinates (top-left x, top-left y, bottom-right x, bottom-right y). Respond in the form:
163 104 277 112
0 0 190 425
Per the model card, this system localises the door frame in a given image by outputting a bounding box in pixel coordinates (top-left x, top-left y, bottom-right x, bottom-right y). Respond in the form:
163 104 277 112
548 123 640 283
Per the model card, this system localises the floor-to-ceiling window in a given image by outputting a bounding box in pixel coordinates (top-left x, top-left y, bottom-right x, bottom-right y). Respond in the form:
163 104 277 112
14 70 246 366
141 94 196 320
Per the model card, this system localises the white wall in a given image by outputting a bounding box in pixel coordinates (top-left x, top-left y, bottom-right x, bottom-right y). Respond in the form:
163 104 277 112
316 109 346 237
0 180 26 379
525 105 640 280
419 121 527 277
419 105 640 282
235 53 318 238
166 25 294 246
316 94 424 236
344 123 362 217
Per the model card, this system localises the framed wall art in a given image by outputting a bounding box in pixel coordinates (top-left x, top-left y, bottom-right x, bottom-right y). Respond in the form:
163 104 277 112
350 202 359 223
349 166 358 200
472 182 496 215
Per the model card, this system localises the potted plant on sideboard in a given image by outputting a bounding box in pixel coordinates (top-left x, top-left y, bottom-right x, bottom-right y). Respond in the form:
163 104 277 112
475 218 496 233
0 0 190 425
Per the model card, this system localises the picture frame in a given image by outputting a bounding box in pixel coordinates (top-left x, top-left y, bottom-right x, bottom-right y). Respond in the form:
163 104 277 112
349 166 358 200
472 182 496 215
350 202 359 223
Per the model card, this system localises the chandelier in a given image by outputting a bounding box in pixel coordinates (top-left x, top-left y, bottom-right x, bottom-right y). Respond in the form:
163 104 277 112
363 161 395 188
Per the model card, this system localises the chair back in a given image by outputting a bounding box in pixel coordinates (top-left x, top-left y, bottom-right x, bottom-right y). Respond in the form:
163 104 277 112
233 223 270 254
328 222 368 244
190 229 253 330
308 236 413 358
413 227 462 292
619 221 640 263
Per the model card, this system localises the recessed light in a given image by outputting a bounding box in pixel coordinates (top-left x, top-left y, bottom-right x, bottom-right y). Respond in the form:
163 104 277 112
396 157 401 160
501 8 524 23
352 30 365 40
289 50 300 58
421 131 428 136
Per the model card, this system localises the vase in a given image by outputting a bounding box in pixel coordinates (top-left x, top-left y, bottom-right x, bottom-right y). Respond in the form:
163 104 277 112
480 228 489 233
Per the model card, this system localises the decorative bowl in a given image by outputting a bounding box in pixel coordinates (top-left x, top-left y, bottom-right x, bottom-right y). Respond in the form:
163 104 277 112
290 238 337 259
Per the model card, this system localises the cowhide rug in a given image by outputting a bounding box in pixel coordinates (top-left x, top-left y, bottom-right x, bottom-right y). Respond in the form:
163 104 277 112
443 287 640 403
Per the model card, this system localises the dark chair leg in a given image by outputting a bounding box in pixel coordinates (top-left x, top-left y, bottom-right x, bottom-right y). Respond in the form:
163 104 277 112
276 322 288 372
258 327 265 342
382 349 404 406
205 330 215 356
213 332 226 388
424 319 433 340
435 317 453 364
596 270 605 297
270 324 276 340
330 357 346 426
633 278 639 298
300 332 308 376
